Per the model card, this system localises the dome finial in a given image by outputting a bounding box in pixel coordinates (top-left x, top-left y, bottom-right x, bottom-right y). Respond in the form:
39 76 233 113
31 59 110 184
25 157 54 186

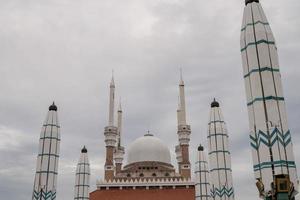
211 98 220 108
81 146 88 153
49 101 58 111
245 0 259 6
145 130 153 137
198 144 204 151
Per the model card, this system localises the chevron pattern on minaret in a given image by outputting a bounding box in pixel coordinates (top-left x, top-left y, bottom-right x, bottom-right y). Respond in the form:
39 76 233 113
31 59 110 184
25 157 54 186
32 103 60 200
207 99 234 200
240 1 299 198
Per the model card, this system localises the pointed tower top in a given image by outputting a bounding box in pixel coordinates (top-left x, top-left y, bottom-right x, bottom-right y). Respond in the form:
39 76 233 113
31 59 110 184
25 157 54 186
179 68 184 86
49 102 58 111
198 145 204 151
81 146 88 153
245 0 259 5
118 98 122 111
110 70 115 86
211 98 220 108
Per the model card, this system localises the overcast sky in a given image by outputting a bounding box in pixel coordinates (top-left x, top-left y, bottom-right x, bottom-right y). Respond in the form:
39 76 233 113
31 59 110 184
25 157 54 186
0 0 299 199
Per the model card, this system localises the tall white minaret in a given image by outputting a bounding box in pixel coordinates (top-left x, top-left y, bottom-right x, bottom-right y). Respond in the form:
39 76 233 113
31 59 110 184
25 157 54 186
117 101 122 147
32 102 60 200
241 0 298 199
179 70 187 125
176 71 191 179
108 75 115 126
195 145 211 200
74 146 90 200
208 99 234 200
114 100 125 175
175 97 183 170
104 75 118 181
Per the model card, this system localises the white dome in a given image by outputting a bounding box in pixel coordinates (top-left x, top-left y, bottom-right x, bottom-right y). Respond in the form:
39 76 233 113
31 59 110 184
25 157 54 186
127 134 171 165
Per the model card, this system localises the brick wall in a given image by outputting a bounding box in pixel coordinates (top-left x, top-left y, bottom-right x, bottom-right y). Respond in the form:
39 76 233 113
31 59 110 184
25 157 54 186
90 187 195 200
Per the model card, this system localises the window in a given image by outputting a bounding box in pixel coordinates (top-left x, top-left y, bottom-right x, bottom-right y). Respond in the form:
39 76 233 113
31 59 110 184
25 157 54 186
152 173 157 177
139 173 144 177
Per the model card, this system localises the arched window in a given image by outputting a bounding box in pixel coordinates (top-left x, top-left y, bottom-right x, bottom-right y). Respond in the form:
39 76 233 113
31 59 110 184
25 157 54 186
152 173 157 177
165 173 170 177
127 173 131 177
139 173 144 177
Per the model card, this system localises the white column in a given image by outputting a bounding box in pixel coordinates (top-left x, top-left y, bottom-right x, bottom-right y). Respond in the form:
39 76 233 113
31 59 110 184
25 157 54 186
207 100 234 200
117 101 122 147
108 77 115 126
74 147 90 200
195 145 211 200
32 103 60 200
179 72 187 125
240 0 298 198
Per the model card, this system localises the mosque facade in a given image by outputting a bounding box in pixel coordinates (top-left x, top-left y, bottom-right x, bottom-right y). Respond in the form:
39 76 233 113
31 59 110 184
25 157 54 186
90 74 195 200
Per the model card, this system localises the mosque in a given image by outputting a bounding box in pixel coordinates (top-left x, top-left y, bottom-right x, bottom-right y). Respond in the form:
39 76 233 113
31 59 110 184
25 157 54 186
31 1 299 200
90 72 196 200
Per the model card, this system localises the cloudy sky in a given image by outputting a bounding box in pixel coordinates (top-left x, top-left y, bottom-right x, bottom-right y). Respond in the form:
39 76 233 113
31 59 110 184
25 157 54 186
0 0 299 199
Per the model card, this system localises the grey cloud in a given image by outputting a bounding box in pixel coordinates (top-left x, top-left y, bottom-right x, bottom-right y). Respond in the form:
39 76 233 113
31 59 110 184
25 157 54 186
0 0 300 200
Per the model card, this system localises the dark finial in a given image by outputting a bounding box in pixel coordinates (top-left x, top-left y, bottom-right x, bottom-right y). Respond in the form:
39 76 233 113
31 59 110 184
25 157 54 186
198 145 204 151
211 98 220 108
144 130 154 137
81 146 88 153
49 102 58 111
245 0 259 6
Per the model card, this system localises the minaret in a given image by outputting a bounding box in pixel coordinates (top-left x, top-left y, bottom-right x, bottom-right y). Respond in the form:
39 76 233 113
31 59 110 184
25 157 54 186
177 71 191 179
240 1 298 199
104 76 118 181
175 97 183 171
32 102 60 200
114 100 125 175
74 146 90 200
208 99 234 200
195 145 211 200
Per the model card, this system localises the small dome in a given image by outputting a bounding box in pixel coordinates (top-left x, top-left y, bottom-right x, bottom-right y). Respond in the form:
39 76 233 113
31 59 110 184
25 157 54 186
81 146 88 153
49 102 58 111
211 98 219 108
245 0 259 6
198 145 204 151
127 134 171 165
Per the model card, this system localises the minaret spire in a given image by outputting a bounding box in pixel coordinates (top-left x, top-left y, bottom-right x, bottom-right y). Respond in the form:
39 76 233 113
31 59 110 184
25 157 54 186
114 98 125 175
108 72 115 126
117 98 122 147
104 76 118 181
177 96 182 126
179 69 187 125
176 70 191 179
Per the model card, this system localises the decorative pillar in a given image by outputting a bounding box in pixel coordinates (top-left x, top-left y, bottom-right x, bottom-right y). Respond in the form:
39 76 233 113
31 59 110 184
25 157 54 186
241 0 298 198
74 146 90 200
32 102 60 200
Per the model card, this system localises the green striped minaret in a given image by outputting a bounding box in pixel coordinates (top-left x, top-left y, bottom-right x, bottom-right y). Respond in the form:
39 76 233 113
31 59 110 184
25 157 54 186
32 103 60 200
240 0 298 199
207 99 234 200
